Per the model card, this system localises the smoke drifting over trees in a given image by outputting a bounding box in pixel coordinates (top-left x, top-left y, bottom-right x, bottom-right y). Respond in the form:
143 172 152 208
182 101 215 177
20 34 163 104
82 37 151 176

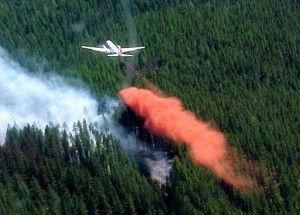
0 0 299 214
0 48 99 142
0 47 172 183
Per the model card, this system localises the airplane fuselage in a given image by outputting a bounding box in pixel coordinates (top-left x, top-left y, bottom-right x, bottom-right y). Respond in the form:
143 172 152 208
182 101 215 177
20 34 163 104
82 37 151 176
81 40 144 57
105 40 121 55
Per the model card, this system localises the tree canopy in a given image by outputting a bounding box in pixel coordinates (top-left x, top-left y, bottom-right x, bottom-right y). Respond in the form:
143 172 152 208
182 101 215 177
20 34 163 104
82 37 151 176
0 0 299 214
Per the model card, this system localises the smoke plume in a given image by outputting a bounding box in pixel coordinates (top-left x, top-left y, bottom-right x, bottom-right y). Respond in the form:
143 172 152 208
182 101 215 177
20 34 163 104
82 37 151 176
0 48 102 142
119 87 255 189
120 0 139 87
103 116 172 184
0 48 171 183
120 0 137 47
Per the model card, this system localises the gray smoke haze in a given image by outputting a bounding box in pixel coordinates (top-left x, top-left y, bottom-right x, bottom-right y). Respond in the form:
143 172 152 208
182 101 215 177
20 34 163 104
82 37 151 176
100 116 172 184
120 0 139 87
0 47 171 183
120 0 137 47
0 47 102 141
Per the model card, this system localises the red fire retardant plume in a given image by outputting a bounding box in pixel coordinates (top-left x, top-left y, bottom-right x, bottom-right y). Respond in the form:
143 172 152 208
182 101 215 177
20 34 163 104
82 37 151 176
119 87 253 189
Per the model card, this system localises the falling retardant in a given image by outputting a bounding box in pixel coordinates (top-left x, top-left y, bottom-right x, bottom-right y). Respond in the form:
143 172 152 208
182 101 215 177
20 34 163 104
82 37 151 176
119 87 255 190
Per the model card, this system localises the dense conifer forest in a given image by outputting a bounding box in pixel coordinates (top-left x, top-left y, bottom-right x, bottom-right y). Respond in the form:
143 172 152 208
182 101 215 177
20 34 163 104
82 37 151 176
0 0 299 214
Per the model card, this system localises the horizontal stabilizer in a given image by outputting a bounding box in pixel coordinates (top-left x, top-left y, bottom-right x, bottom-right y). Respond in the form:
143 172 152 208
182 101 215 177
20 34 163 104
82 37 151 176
107 54 133 57
120 54 133 57
122 47 145 53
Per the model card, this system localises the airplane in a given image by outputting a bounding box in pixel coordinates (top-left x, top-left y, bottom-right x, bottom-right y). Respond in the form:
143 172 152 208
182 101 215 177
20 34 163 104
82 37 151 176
81 40 145 57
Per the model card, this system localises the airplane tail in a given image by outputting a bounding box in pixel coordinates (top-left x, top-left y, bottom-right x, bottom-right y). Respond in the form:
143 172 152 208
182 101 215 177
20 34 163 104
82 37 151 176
107 54 119 57
121 54 134 57
107 54 133 57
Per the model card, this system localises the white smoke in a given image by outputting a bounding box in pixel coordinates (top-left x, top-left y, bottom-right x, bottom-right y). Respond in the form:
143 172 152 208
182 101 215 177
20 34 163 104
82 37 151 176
0 47 105 142
120 0 137 47
120 0 139 87
0 47 171 183
99 114 172 183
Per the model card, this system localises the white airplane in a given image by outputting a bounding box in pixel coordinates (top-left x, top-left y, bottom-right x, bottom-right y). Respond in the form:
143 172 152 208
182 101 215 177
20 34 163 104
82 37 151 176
81 40 145 57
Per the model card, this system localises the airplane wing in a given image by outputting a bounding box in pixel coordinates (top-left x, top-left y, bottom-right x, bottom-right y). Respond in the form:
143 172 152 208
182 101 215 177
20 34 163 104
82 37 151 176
122 47 145 53
81 46 106 53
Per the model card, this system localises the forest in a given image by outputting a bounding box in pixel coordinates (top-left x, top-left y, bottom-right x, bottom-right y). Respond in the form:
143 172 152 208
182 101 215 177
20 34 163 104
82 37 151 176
0 0 299 214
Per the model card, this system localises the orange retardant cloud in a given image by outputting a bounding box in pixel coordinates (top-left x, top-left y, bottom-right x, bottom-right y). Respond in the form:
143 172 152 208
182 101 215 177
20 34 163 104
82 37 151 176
119 87 254 189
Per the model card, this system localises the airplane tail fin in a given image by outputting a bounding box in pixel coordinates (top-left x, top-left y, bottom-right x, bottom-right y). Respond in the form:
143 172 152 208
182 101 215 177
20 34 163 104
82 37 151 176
107 54 119 57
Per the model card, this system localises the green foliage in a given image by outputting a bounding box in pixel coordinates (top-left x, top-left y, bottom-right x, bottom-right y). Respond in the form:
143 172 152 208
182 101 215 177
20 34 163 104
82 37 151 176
0 123 166 214
0 0 299 214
